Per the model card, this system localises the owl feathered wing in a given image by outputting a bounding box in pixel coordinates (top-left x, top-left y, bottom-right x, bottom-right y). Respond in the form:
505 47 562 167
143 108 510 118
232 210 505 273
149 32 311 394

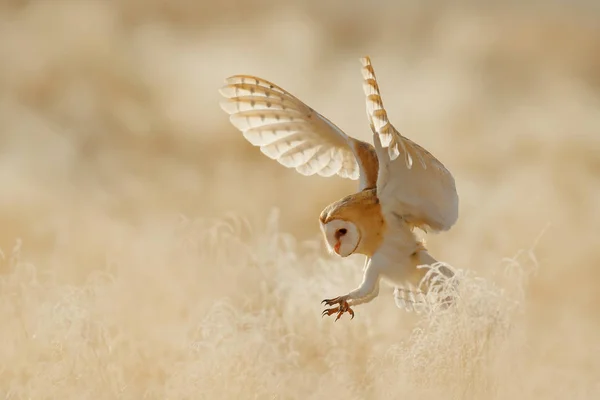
360 56 459 232
219 75 377 189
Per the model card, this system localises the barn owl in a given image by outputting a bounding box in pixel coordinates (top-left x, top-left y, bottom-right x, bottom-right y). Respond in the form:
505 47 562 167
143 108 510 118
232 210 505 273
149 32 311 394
218 56 459 321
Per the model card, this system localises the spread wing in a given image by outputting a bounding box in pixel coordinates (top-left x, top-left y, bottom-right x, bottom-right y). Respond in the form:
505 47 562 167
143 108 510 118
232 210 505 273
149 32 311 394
360 56 459 232
219 75 378 189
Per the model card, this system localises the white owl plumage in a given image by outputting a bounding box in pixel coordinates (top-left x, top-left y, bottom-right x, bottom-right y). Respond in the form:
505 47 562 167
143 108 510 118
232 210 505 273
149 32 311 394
219 56 459 321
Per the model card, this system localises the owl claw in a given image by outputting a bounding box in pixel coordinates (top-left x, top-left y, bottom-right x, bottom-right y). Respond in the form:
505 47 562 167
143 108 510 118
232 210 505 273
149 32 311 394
321 296 355 321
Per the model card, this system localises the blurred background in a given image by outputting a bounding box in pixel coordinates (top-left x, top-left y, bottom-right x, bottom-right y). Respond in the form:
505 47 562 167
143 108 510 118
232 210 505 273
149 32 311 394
0 0 599 398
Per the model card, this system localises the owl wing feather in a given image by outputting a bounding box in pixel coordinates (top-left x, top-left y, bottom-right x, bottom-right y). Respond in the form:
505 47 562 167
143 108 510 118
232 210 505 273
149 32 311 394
219 75 377 189
360 57 459 232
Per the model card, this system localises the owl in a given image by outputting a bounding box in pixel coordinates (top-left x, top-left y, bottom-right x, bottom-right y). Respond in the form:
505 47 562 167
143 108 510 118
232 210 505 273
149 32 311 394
218 56 459 321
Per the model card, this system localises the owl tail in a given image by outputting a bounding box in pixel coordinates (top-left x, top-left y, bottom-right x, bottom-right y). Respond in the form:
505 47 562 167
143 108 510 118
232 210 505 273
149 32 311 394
393 285 427 313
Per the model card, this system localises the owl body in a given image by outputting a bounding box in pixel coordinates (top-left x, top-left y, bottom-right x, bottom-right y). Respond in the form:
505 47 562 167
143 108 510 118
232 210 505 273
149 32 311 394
319 188 437 293
219 56 459 319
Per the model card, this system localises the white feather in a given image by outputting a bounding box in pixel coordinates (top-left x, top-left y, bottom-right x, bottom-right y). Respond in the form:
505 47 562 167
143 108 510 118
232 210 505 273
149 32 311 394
219 75 364 182
360 56 459 232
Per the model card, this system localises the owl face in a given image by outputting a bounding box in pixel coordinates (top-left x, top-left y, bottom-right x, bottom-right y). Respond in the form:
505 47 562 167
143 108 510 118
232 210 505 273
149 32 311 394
320 219 360 257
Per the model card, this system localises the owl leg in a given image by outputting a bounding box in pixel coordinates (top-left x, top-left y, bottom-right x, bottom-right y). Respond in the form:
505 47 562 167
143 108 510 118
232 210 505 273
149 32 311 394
348 279 379 306
321 261 380 321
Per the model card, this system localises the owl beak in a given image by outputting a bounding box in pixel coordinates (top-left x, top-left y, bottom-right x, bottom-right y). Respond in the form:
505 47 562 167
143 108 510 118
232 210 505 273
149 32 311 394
334 241 341 255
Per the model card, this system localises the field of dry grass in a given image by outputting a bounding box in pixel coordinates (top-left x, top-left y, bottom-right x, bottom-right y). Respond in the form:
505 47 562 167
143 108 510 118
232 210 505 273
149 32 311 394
0 0 599 398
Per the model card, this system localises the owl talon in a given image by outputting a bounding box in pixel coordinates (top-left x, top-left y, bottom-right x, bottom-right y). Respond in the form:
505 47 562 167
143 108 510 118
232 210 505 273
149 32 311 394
321 296 345 306
321 297 355 321
322 307 339 317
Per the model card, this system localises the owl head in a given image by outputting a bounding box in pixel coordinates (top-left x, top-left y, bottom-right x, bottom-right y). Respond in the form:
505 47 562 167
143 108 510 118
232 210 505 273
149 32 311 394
319 218 361 257
318 188 383 258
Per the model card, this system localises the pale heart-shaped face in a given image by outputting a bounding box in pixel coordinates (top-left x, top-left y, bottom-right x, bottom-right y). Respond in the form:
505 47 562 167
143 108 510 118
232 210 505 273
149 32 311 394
319 219 361 257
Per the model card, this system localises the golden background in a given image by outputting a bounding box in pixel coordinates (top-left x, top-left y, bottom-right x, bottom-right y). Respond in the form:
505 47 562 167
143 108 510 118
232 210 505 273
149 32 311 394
0 0 599 398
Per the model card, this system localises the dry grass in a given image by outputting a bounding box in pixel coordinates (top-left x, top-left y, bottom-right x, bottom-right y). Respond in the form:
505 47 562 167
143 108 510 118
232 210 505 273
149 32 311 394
1 0 599 398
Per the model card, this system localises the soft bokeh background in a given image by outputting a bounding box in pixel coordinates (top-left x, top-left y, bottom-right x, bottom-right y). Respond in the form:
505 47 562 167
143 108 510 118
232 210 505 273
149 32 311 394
1 0 599 398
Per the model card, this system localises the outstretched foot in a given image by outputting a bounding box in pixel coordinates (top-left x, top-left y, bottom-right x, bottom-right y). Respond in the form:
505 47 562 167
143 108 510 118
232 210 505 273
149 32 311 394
321 296 355 321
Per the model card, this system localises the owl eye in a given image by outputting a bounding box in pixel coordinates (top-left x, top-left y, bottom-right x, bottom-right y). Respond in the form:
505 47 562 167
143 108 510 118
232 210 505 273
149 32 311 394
338 228 347 235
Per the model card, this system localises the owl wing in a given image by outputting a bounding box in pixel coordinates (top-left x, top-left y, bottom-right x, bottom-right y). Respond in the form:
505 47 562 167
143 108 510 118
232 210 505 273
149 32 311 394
360 56 459 232
219 75 378 190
